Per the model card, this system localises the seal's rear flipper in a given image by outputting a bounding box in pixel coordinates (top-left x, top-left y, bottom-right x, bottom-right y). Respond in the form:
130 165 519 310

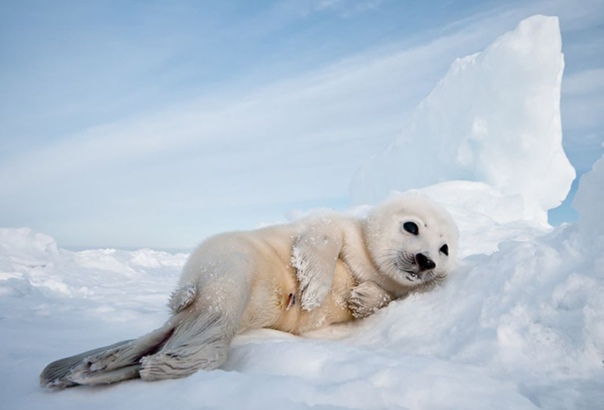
40 339 135 389
40 324 175 390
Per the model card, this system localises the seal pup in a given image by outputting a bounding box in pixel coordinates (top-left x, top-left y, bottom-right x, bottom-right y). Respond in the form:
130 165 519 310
40 193 458 389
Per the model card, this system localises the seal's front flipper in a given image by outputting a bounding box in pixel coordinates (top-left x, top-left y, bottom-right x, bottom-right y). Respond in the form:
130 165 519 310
348 281 394 319
291 215 344 311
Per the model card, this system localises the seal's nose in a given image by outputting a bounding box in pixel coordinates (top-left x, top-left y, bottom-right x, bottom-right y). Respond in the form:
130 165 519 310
416 253 436 271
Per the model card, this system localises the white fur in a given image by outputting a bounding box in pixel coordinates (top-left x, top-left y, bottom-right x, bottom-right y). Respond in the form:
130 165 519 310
40 193 458 389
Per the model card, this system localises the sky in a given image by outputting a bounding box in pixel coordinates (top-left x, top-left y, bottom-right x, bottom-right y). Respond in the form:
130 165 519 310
1 0 603 250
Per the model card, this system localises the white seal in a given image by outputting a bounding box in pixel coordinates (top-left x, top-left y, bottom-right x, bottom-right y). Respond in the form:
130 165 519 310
40 193 458 389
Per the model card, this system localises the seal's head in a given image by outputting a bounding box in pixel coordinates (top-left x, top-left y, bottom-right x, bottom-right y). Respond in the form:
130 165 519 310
363 193 458 288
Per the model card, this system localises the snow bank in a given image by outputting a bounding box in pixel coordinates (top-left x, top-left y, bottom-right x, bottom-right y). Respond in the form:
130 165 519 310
0 159 602 408
311 154 603 409
0 229 187 315
1 159 601 409
2 155 603 409
350 15 575 224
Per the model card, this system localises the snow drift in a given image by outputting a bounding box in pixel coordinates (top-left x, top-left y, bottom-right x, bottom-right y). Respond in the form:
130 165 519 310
0 14 602 410
350 15 575 224
0 155 602 409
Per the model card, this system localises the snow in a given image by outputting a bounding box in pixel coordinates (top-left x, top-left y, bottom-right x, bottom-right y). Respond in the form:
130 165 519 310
1 14 602 410
350 15 575 224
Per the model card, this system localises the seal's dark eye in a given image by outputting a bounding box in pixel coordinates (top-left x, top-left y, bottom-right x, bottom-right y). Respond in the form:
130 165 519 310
440 244 449 256
403 222 419 235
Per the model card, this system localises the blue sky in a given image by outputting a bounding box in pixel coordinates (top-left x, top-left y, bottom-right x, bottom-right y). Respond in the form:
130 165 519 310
1 0 603 249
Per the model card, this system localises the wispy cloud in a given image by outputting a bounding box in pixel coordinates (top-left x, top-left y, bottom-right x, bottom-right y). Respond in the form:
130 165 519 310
0 27 488 246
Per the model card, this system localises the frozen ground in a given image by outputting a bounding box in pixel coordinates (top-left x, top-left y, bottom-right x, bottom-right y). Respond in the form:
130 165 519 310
1 15 602 410
1 165 603 409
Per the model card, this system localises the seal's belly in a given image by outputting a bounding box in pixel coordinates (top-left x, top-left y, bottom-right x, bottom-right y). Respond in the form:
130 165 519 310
240 258 355 335
281 259 355 334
